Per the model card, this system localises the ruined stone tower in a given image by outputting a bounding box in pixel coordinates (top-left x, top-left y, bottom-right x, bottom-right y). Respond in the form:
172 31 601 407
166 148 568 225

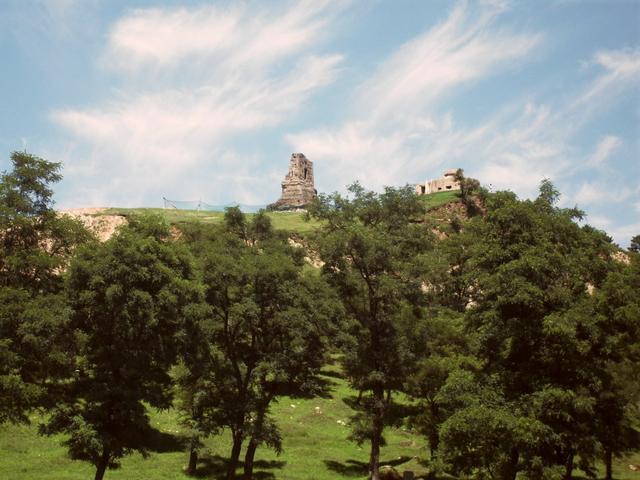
268 153 317 210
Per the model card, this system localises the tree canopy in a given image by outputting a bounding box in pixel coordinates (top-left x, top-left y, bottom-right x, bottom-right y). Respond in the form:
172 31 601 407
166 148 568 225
0 152 90 424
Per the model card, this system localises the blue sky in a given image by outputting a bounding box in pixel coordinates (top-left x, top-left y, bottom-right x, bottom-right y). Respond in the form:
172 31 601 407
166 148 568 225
0 0 639 246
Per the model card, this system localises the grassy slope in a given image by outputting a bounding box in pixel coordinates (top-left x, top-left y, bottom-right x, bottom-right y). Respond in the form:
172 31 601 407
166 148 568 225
2 363 638 480
101 191 457 234
417 190 460 210
102 208 320 234
0 363 428 480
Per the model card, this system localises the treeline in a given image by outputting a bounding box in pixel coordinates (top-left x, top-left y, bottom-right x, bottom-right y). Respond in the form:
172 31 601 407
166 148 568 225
1 152 639 480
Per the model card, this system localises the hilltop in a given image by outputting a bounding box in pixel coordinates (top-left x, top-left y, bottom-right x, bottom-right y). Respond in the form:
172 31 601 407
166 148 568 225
64 191 462 240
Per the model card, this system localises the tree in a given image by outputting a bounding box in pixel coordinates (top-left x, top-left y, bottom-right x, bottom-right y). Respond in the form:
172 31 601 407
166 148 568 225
0 151 90 424
42 215 202 480
307 183 433 480
403 309 476 474
453 168 483 217
629 234 640 253
184 212 340 479
590 255 640 479
437 181 619 479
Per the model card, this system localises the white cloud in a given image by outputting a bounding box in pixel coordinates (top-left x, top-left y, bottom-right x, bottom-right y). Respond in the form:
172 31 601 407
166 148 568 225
102 1 342 73
586 135 621 167
289 17 639 208
51 2 344 206
358 2 541 120
288 2 543 192
573 181 633 206
573 48 640 112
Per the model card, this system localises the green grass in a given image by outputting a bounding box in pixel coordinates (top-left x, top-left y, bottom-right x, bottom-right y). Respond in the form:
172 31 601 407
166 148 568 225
1 363 638 479
0 364 427 479
418 191 461 210
102 208 321 234
97 193 459 236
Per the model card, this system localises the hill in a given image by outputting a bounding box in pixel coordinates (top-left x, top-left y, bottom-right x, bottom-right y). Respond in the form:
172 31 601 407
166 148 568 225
72 191 462 239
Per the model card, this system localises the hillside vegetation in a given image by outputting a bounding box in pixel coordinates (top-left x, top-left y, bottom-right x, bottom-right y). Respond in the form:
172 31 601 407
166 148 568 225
99 191 458 235
2 153 639 480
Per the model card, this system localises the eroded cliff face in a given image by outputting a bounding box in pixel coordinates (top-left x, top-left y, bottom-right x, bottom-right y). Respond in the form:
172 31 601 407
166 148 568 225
60 208 127 241
269 153 317 210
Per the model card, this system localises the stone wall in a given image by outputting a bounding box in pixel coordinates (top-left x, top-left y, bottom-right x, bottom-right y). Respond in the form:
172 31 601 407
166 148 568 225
268 153 317 210
416 169 460 195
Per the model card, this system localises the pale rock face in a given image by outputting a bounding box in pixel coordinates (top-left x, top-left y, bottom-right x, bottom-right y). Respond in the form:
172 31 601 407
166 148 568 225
269 153 317 210
60 208 127 241
416 169 461 195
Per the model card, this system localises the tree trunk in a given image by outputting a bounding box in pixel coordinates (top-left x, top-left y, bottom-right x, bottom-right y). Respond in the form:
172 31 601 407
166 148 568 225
604 447 613 480
243 439 258 480
563 452 574 480
187 442 198 476
428 402 440 460
244 402 268 480
94 449 110 480
227 431 244 480
369 386 385 480
499 448 519 480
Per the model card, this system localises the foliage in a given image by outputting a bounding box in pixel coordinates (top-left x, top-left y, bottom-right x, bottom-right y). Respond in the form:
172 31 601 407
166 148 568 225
307 182 434 480
102 207 322 233
590 255 640 478
0 152 90 424
432 181 624 479
41 215 202 480
178 212 342 479
453 168 484 217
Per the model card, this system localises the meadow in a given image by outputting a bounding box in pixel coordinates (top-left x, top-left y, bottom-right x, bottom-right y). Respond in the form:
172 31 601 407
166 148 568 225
1 362 638 479
101 191 460 234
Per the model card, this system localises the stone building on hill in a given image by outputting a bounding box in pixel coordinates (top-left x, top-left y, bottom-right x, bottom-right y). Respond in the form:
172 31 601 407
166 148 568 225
268 153 317 210
416 169 461 195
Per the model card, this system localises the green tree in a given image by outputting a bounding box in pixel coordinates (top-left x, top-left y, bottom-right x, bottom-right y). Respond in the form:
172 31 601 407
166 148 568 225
453 168 483 217
184 213 340 479
629 234 640 253
403 309 476 473
438 181 618 479
0 151 90 423
42 215 202 480
590 255 640 479
308 183 433 480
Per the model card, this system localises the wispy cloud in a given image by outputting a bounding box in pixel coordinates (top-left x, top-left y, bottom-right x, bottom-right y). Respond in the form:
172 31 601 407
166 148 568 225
52 1 345 206
573 181 633 206
586 135 621 168
289 20 639 202
358 2 541 120
288 2 543 191
102 1 342 72
574 48 640 110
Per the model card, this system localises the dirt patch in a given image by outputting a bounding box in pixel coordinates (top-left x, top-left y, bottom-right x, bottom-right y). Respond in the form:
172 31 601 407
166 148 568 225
60 208 127 242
